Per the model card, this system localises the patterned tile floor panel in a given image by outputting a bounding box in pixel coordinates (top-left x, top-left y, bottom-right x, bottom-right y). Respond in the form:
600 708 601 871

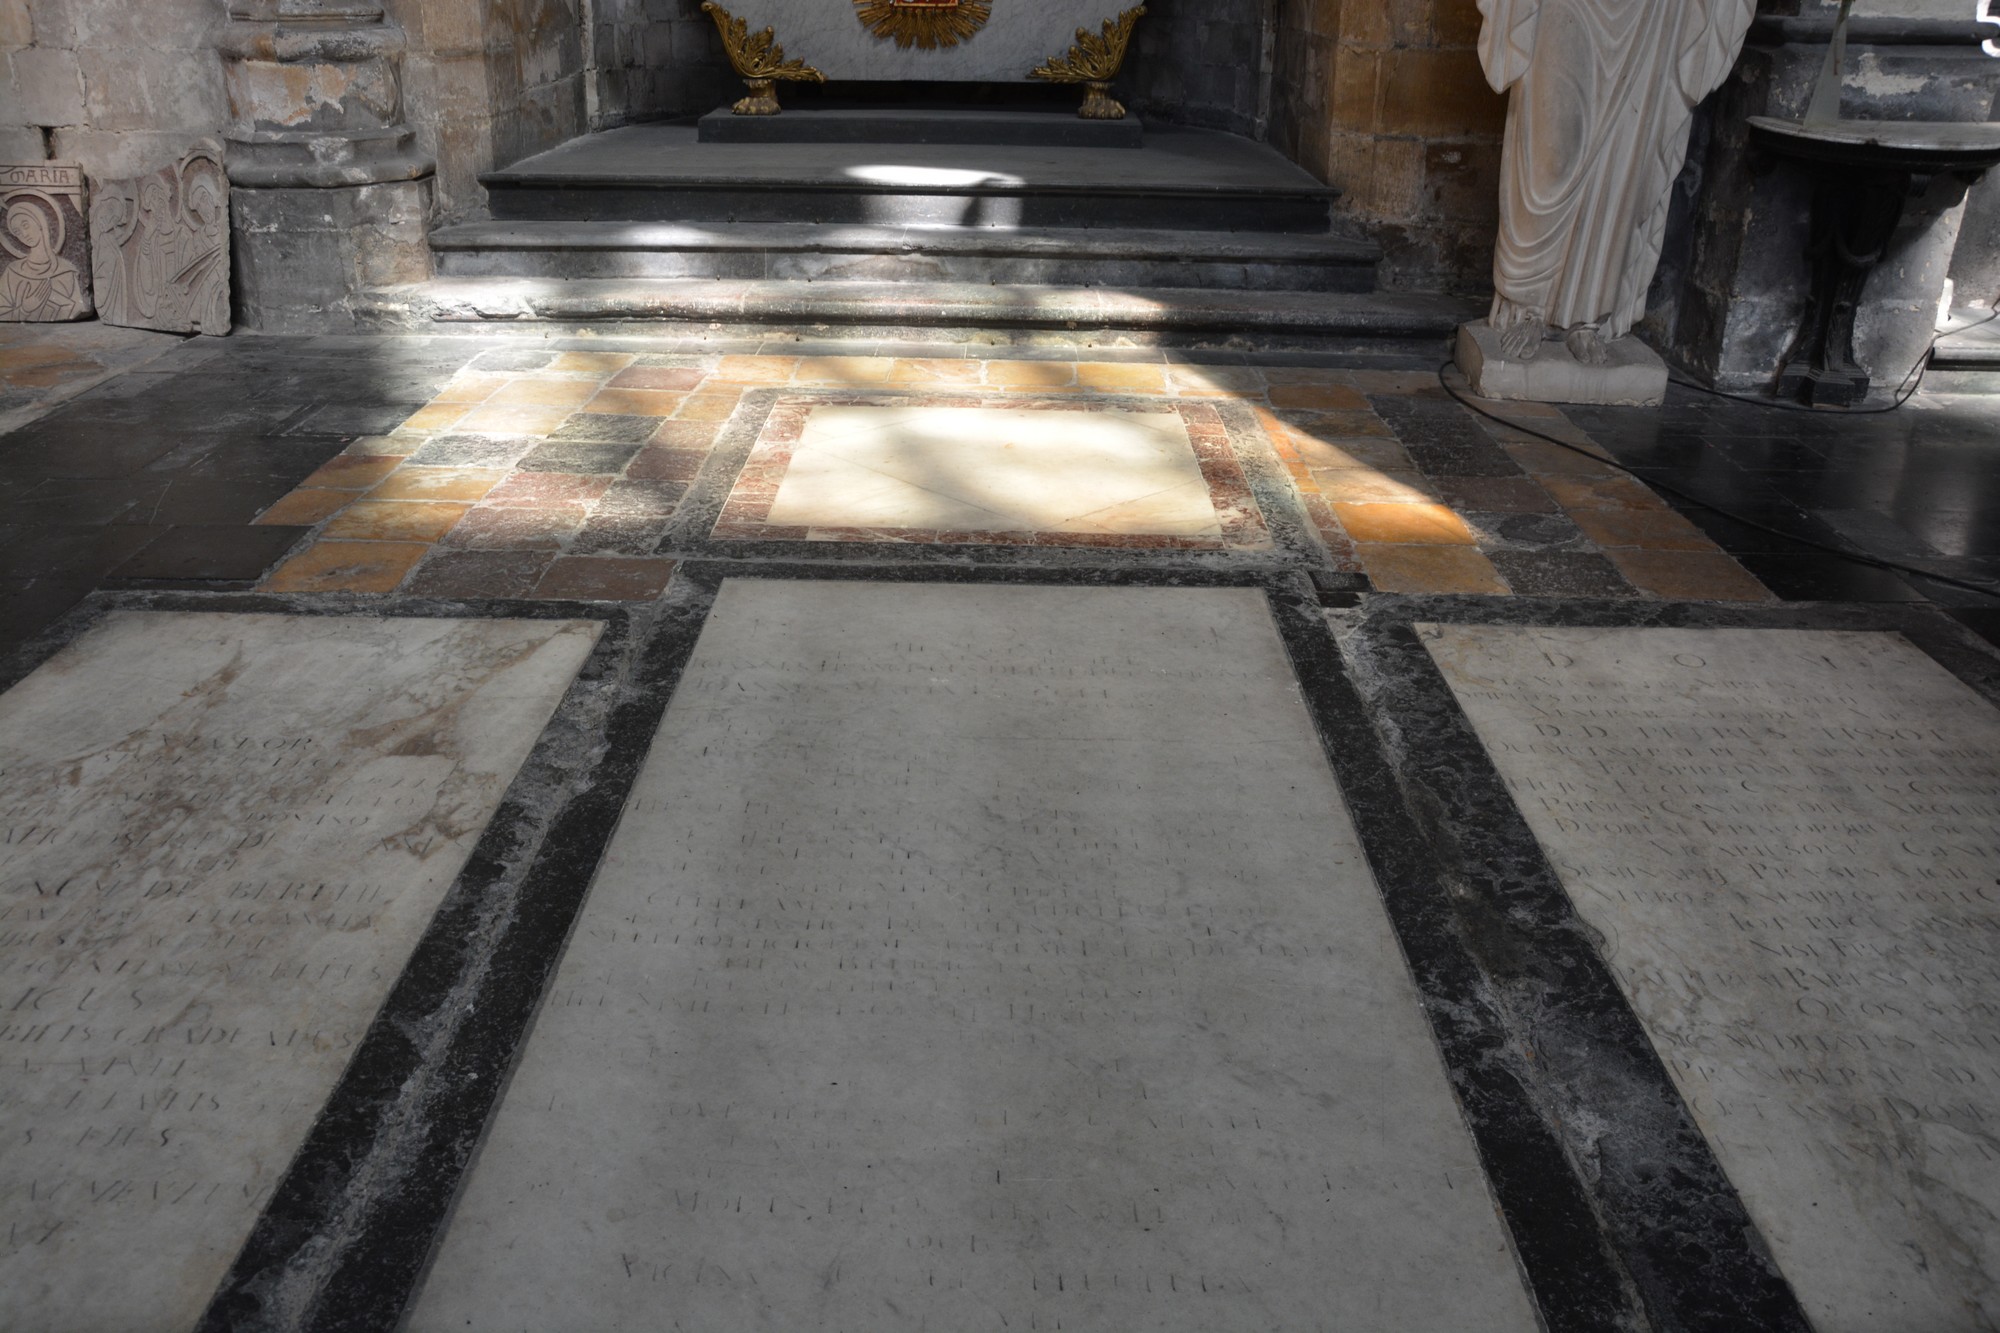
248 349 1769 602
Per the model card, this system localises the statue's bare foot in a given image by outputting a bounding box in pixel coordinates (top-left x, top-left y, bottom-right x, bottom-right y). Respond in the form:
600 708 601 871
1565 326 1612 367
1497 314 1546 361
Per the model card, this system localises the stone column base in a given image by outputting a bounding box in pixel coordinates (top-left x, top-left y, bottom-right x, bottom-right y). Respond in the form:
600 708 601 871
231 177 433 333
1455 320 1669 407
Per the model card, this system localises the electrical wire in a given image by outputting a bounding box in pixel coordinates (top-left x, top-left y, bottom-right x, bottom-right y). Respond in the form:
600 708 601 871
1661 307 2000 414
1434 361 2000 603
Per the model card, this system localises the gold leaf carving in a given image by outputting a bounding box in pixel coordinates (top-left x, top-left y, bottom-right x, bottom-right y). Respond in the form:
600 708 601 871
1028 6 1145 119
701 3 824 116
854 0 993 50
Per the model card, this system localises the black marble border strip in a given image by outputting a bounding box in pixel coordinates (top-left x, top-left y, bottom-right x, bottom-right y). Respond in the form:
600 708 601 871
1326 593 2000 1331
656 386 1326 572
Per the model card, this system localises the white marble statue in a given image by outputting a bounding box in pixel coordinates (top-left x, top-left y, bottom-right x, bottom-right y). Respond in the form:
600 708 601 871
1478 0 1756 365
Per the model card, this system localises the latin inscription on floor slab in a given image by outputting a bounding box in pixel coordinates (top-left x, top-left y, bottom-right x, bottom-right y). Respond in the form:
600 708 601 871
1424 625 2000 1331
411 581 1538 1331
0 611 598 1331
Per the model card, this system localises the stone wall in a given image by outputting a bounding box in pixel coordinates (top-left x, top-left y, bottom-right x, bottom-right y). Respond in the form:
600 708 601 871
0 0 229 180
392 0 587 220
1268 0 1506 296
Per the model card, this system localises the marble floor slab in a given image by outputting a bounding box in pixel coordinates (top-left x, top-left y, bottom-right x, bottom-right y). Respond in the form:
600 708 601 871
765 405 1226 536
1425 625 2000 1332
409 580 1539 1332
0 610 599 1331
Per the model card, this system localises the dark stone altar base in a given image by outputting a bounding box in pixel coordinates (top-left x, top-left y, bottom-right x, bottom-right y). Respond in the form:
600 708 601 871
697 106 1144 148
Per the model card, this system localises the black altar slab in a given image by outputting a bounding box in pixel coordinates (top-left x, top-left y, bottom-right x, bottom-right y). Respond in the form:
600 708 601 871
697 106 1144 148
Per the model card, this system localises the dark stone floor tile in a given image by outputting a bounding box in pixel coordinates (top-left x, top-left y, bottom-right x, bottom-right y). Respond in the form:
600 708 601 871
1429 475 1558 513
1466 510 1586 552
0 478 163 525
596 478 686 517
107 525 310 581
403 549 553 598
407 434 540 467
1947 607 2000 650
1679 505 1846 556
519 441 645 474
570 512 672 555
551 413 664 444
1488 550 1639 598
1403 440 1525 478
125 476 302 527
287 402 428 436
1734 552 1927 602
177 436 354 482
0 522 165 580
0 423 186 478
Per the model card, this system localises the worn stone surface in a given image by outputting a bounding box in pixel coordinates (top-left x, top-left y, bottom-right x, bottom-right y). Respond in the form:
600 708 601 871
1425 623 2000 1332
89 142 230 335
0 161 92 321
409 579 1540 1332
231 177 433 333
1456 318 1668 406
0 609 599 1332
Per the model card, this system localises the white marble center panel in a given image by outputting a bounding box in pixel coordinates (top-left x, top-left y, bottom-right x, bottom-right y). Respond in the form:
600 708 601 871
767 405 1224 535
0 611 599 1332
410 580 1539 1332
725 0 1119 84
1425 624 2000 1332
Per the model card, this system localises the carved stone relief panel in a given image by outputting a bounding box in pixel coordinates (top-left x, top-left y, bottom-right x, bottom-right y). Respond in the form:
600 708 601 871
0 162 93 323
89 143 231 336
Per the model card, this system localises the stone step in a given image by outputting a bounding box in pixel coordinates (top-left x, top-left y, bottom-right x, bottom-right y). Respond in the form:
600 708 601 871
369 277 1475 341
480 124 1336 232
428 221 1381 293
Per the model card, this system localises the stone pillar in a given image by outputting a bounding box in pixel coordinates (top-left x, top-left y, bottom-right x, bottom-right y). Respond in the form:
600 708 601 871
1646 16 2000 401
217 0 436 331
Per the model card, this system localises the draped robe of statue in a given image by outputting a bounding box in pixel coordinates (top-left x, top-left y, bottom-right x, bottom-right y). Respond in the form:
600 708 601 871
1478 0 1755 361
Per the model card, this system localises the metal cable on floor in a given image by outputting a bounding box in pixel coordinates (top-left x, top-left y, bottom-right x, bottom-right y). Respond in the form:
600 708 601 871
1435 362 2000 603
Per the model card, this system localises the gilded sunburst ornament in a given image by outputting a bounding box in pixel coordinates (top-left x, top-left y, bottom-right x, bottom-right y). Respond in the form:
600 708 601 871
854 0 992 50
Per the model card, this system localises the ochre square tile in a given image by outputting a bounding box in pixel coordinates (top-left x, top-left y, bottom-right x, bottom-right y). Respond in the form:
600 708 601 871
612 365 706 391
1332 500 1477 545
548 350 637 375
489 377 600 408
1568 507 1713 551
1356 543 1510 595
322 499 473 542
367 466 508 502
262 540 427 593
456 402 574 435
1313 469 1438 503
398 402 472 432
582 388 684 416
532 555 676 601
1504 440 1620 476
1540 473 1671 511
885 358 982 386
1267 383 1371 411
1169 365 1266 396
983 359 1077 389
1076 363 1168 394
675 391 742 421
712 355 796 384
1289 435 1412 471
254 488 353 527
431 373 511 404
793 356 895 385
298 454 402 490
1607 549 1771 602
341 433 425 458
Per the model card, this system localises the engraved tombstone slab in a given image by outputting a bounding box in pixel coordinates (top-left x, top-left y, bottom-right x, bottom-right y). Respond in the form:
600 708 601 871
0 611 599 1331
410 581 1540 1332
0 162 92 322
89 143 230 336
1425 625 2000 1332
